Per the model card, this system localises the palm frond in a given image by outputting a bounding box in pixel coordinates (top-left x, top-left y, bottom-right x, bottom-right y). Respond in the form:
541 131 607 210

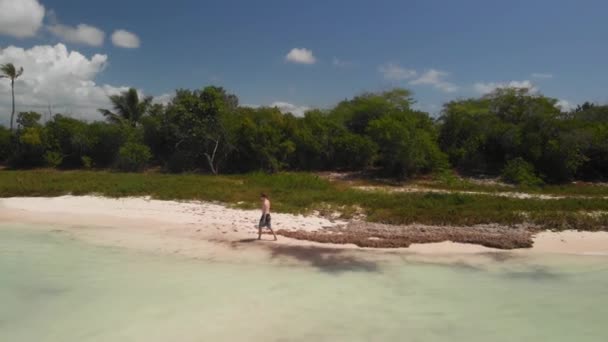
0 63 24 80
98 109 125 125
1 63 16 78
100 87 150 126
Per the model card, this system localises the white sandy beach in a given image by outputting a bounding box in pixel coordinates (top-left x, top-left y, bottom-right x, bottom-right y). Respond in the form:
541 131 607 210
1 196 608 260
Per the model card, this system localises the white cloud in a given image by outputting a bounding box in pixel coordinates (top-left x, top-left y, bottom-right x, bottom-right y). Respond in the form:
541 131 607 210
556 99 574 112
378 63 417 80
270 101 310 116
379 64 458 93
410 69 459 93
48 23 105 47
242 102 310 116
0 0 45 38
473 80 538 94
332 57 354 68
111 30 141 49
532 73 553 79
285 48 316 65
0 44 130 124
412 103 440 114
153 93 174 105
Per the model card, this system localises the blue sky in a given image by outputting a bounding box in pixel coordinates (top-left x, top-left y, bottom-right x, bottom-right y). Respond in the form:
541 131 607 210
0 0 607 119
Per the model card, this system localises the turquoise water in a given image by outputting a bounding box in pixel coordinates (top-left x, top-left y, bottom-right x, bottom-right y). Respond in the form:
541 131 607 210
1 225 607 342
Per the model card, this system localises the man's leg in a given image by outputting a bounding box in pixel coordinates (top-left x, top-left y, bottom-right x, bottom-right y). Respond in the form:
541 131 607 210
258 215 264 240
268 227 278 241
267 215 277 241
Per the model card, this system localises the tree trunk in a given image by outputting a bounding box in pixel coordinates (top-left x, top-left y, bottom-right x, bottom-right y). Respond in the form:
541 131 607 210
204 137 221 175
204 154 217 175
10 79 15 131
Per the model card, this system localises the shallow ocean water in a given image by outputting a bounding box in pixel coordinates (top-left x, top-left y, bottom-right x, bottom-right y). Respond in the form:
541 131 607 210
1 224 607 342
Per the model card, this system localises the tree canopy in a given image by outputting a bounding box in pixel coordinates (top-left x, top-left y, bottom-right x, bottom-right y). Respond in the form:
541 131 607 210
1 85 607 184
98 88 152 127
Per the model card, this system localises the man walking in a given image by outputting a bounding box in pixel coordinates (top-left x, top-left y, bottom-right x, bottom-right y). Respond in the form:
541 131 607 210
258 193 277 241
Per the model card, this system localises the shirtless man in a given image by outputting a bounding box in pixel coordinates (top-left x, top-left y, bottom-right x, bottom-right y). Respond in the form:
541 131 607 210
258 193 277 241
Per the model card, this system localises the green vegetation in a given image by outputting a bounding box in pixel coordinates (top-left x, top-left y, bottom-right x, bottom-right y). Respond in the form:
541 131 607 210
1 79 608 185
439 89 608 183
98 88 153 127
500 158 544 186
0 63 24 131
1 170 607 231
116 142 152 172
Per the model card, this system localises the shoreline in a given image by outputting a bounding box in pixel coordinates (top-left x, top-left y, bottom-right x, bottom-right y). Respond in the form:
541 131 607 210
1 195 608 260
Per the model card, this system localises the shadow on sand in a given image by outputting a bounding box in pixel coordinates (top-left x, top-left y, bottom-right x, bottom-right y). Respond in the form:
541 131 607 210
229 238 380 274
234 238 258 244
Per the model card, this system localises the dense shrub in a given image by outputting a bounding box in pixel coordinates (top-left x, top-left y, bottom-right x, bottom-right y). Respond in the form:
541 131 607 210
45 115 89 168
367 112 448 179
116 142 152 172
86 122 129 167
331 133 377 170
569 106 608 181
0 126 11 162
44 151 63 168
501 158 544 186
437 88 608 183
81 156 93 169
165 150 197 173
10 127 46 168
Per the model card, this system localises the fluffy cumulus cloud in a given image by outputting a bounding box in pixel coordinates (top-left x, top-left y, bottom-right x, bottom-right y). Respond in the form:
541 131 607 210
410 69 458 93
378 63 417 80
242 102 310 116
152 93 174 105
48 23 105 47
0 0 45 38
473 80 538 94
111 30 141 48
379 64 458 93
285 48 316 64
556 99 574 112
0 44 131 124
270 101 310 116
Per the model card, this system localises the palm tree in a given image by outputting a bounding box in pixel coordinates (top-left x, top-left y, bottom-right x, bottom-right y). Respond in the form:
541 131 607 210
98 88 152 127
1 63 24 131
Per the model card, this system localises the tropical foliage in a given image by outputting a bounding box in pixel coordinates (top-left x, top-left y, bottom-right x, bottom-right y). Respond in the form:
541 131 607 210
0 63 24 131
98 88 152 127
1 84 608 184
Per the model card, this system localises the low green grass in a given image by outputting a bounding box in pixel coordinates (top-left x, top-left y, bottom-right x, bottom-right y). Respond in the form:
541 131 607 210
1 170 607 231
